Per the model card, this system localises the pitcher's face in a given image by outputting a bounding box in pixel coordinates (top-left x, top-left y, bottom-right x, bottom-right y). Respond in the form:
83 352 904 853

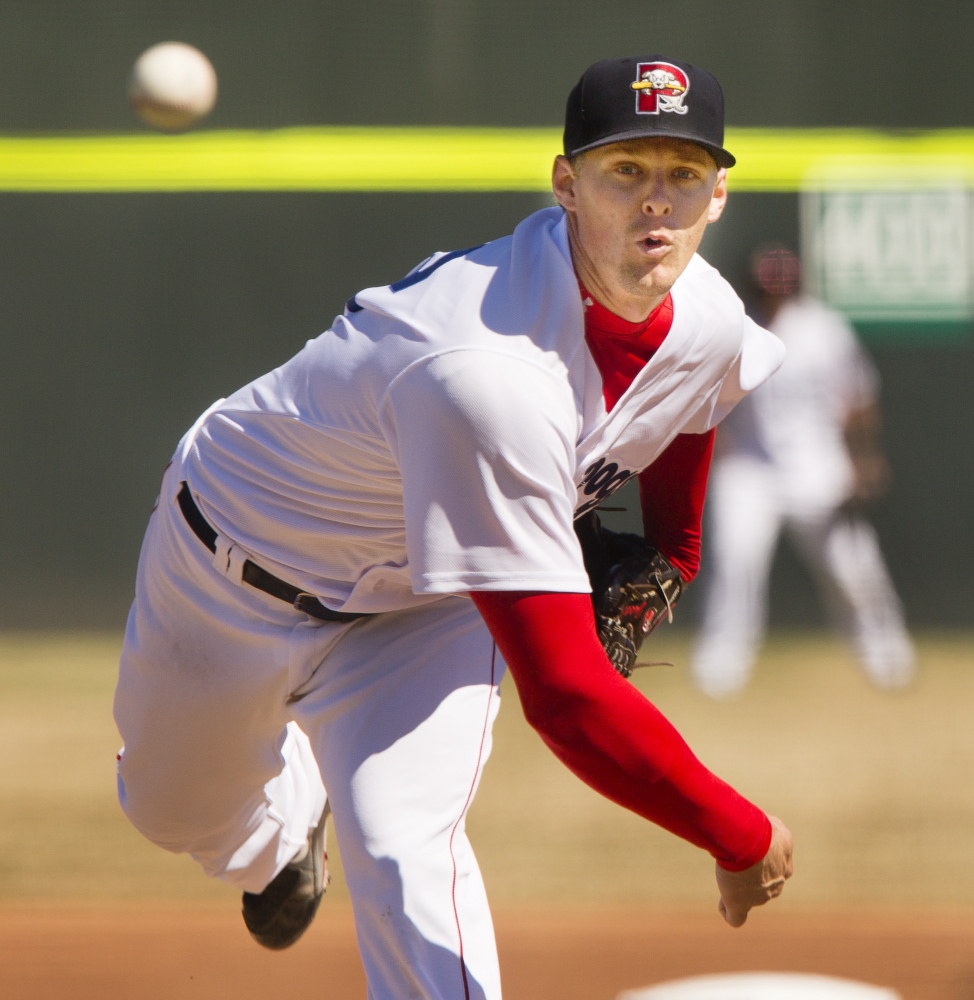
553 137 727 320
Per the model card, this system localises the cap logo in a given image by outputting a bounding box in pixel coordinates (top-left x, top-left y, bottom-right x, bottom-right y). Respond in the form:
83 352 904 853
631 62 689 116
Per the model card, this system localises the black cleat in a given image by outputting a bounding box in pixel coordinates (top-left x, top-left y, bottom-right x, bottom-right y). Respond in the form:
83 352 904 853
242 802 331 950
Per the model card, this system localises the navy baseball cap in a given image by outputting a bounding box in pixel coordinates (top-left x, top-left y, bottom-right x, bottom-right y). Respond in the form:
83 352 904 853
563 55 735 168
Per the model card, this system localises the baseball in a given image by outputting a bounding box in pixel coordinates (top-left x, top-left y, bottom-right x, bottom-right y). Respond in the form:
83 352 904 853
129 42 217 132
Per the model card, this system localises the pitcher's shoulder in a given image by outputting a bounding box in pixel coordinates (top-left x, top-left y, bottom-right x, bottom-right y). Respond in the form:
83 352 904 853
678 254 745 307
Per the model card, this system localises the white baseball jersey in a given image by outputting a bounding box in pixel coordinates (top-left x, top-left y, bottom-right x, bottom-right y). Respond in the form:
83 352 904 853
182 207 784 614
718 296 878 510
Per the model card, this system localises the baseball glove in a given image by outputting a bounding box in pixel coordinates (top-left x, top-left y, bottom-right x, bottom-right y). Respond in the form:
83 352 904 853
574 510 683 678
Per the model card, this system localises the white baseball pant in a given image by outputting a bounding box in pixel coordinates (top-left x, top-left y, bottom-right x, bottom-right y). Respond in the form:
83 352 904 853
114 460 504 1000
692 458 915 698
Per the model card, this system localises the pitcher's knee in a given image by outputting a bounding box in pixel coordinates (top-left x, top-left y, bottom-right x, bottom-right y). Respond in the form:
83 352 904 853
116 761 245 855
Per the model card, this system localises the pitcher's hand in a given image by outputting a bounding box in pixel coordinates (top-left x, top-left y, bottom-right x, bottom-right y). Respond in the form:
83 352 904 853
716 815 793 927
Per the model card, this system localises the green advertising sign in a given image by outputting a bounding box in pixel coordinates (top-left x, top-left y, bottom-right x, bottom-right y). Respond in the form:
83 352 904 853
802 188 972 330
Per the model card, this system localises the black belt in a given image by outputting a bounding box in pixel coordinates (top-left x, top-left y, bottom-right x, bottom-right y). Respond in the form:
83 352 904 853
177 482 370 624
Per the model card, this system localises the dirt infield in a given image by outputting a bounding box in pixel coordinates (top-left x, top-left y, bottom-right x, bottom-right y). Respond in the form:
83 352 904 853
2 906 973 1000
4 636 974 998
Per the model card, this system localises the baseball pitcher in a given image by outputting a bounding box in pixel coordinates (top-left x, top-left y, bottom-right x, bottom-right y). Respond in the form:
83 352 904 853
115 56 794 1000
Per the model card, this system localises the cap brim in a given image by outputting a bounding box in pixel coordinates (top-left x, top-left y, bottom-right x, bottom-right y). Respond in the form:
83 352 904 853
567 128 735 168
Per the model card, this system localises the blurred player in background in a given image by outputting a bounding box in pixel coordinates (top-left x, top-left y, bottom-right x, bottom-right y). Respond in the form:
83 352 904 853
691 247 915 699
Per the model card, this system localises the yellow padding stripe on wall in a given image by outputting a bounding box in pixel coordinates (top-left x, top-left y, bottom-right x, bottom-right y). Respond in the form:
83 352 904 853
0 127 973 192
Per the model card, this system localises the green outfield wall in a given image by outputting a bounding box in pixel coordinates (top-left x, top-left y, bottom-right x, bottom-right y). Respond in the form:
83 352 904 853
0 189 970 628
0 1 972 627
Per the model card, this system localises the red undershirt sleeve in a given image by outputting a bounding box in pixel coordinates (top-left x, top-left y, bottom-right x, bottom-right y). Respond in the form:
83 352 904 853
470 589 772 871
638 428 716 583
